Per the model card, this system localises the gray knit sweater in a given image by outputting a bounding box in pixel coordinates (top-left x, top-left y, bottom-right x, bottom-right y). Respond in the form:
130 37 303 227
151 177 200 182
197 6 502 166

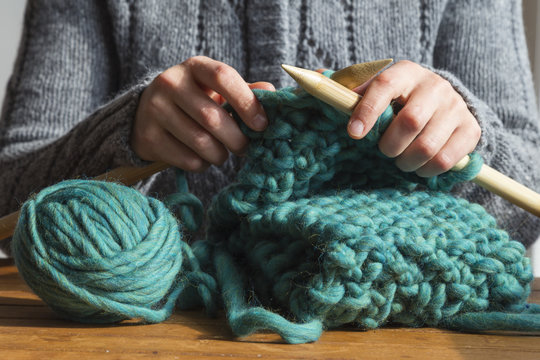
1 0 539 248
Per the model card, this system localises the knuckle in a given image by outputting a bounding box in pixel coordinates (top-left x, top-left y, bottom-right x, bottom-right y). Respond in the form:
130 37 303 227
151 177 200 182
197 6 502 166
446 92 465 112
133 128 160 160
198 106 222 130
446 96 461 111
154 71 178 92
137 131 155 148
135 124 158 147
191 55 207 63
434 77 453 94
415 137 438 158
236 95 256 114
182 58 195 69
397 59 414 68
228 138 248 155
146 94 165 114
432 153 454 173
212 63 234 86
378 142 398 158
398 106 424 133
191 131 213 151
374 72 395 88
183 155 207 172
471 122 482 140
184 55 207 67
448 91 462 105
394 157 410 172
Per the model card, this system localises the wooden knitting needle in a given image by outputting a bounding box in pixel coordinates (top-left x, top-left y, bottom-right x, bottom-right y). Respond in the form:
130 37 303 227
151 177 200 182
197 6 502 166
330 58 392 89
281 64 540 218
0 162 170 241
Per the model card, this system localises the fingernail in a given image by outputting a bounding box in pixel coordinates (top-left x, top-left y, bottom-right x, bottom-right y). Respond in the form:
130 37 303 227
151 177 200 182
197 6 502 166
253 113 267 131
348 120 364 138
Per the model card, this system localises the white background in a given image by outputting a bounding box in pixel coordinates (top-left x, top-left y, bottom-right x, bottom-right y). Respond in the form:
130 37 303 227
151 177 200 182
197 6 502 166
0 1 25 104
1 1 540 271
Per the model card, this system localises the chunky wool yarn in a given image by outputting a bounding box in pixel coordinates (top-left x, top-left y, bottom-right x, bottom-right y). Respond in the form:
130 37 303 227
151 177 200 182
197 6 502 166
11 84 540 344
199 87 538 342
12 176 216 323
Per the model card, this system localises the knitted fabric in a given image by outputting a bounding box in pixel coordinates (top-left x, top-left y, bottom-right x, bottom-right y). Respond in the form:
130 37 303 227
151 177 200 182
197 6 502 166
197 87 536 342
11 86 539 344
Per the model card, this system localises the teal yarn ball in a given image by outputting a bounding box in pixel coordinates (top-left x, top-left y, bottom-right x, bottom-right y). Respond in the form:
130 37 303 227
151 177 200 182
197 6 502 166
12 179 187 323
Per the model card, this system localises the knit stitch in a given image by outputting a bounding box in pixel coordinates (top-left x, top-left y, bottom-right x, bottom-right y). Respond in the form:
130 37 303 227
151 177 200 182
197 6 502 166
201 88 533 342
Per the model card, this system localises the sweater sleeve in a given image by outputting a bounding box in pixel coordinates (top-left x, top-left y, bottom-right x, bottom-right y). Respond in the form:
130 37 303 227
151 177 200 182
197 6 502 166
0 0 154 217
430 0 540 246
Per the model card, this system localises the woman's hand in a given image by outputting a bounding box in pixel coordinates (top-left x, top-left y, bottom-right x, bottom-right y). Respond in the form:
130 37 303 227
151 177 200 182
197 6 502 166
348 60 481 177
132 56 275 172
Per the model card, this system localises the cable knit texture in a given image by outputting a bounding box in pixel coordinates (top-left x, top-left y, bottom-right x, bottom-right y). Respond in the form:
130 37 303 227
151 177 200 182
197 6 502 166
1 0 539 250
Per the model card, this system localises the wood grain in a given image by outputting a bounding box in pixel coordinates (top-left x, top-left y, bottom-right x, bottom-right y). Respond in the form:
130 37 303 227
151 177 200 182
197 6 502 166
1 260 539 359
329 59 392 89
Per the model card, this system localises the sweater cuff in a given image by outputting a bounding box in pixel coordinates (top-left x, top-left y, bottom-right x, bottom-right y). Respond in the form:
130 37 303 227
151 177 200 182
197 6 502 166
102 70 161 168
423 65 498 165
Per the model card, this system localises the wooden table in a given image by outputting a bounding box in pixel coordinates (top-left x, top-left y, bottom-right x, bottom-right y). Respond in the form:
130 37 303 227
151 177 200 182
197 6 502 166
1 259 539 359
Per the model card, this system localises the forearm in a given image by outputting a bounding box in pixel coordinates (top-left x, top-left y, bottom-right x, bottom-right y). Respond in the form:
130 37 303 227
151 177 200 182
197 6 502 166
0 80 156 216
0 0 156 216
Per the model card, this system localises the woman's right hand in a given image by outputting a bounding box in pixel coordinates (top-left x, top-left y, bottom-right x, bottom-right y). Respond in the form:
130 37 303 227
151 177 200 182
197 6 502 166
131 56 275 172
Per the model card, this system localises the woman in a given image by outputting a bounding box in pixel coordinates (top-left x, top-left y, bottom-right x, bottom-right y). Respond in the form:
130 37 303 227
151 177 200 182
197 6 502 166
1 0 538 249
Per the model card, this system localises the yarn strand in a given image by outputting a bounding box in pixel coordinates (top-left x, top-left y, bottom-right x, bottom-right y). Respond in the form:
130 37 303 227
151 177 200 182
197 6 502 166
214 245 324 344
442 310 540 332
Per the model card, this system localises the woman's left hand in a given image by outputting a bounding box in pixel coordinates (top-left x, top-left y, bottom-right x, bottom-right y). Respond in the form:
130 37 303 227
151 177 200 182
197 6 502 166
347 60 481 177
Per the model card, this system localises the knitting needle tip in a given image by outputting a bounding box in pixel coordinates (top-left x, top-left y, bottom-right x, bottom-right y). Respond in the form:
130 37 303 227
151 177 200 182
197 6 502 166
330 59 393 89
281 64 308 83
281 64 360 113
281 64 328 94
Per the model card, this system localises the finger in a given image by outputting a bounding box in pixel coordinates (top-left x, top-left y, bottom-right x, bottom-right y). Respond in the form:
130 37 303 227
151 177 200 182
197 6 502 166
394 109 458 172
377 85 440 158
248 81 276 91
200 85 225 105
172 79 249 155
415 125 479 177
188 57 268 131
352 77 374 94
149 129 210 173
249 81 276 91
204 81 276 105
205 82 275 106
348 63 420 139
158 100 232 165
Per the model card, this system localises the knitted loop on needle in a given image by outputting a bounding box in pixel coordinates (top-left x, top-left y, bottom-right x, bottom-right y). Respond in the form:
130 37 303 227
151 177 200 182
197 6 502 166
12 80 539 344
